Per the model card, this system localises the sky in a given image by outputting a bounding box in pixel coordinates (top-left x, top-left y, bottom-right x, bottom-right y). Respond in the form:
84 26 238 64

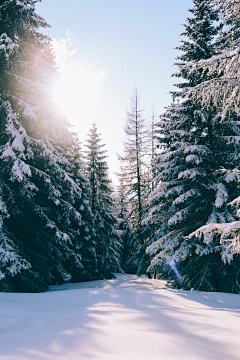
35 0 193 184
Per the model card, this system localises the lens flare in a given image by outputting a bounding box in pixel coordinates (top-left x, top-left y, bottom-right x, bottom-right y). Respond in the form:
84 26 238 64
164 256 182 281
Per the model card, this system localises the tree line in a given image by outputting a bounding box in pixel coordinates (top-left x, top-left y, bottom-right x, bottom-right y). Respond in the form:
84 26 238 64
1 0 240 293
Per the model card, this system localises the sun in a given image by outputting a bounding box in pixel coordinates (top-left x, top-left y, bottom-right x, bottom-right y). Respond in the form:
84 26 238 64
52 63 107 131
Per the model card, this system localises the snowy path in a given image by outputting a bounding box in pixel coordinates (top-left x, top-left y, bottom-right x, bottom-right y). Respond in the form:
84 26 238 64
0 274 240 360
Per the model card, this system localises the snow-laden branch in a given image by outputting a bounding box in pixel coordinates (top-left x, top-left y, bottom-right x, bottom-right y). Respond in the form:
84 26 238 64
188 221 240 264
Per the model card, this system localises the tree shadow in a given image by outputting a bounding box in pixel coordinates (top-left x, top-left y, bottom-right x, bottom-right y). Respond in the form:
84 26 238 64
166 286 240 311
0 276 240 359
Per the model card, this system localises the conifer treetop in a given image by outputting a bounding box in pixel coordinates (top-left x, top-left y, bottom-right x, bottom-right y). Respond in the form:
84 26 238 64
180 0 240 116
176 0 219 64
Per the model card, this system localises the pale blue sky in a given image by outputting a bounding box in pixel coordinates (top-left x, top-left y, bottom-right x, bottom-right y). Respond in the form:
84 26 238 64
36 0 193 183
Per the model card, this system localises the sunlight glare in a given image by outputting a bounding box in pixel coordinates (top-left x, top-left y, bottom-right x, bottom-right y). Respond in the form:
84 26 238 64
53 63 107 128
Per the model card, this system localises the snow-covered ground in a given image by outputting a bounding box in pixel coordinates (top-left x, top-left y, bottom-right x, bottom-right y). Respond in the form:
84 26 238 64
0 274 240 360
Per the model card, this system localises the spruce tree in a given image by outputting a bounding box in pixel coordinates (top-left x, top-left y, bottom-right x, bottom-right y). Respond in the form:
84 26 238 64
118 89 149 273
149 107 158 191
145 0 220 245
0 0 98 291
134 108 160 277
152 0 240 293
85 124 122 277
176 0 219 63
116 176 135 269
65 133 99 282
185 0 240 116
144 0 240 290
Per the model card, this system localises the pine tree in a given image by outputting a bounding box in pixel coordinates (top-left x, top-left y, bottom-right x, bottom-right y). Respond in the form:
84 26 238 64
184 0 240 116
149 107 158 191
117 89 150 273
65 133 99 282
85 124 122 277
151 0 240 293
143 0 240 290
0 0 98 291
176 0 219 64
128 108 160 276
116 176 135 269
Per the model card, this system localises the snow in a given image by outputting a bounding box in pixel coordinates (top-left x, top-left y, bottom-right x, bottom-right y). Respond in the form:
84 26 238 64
189 221 240 241
16 0 34 10
214 183 228 208
185 154 202 164
0 34 18 60
12 134 25 152
0 274 240 360
0 145 15 159
11 160 24 181
188 221 240 264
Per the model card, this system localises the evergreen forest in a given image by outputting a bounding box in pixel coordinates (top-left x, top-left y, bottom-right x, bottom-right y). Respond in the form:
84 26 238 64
1 0 240 293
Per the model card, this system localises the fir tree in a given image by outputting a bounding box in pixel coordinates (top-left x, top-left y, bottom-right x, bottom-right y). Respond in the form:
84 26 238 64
134 107 160 276
65 133 99 282
85 124 122 277
152 0 240 292
116 176 135 269
0 0 98 291
176 0 219 65
118 89 149 273
184 0 240 116
144 0 220 251
149 107 158 191
144 0 240 291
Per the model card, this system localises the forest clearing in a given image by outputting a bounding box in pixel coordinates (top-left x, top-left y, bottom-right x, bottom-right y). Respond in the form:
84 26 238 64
1 274 240 360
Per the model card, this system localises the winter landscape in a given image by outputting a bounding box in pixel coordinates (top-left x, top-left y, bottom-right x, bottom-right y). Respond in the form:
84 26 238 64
1 0 240 358
1 274 240 360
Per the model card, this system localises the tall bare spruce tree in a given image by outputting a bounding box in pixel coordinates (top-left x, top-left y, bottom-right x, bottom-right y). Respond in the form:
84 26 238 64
118 89 149 272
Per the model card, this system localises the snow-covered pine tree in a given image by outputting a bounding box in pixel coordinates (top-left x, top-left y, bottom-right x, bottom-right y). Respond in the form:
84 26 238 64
64 133 99 282
175 0 220 69
150 0 240 292
118 89 150 273
179 218 240 293
0 0 98 292
184 0 240 117
116 175 135 270
85 124 122 278
150 107 158 191
144 0 240 290
134 107 161 276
